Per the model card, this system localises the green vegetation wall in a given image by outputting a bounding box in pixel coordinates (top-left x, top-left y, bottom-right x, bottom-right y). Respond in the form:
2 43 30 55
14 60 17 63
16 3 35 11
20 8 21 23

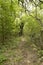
0 0 21 43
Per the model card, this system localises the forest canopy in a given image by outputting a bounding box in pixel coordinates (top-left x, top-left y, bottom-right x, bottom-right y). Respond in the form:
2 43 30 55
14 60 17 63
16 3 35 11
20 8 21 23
0 0 43 65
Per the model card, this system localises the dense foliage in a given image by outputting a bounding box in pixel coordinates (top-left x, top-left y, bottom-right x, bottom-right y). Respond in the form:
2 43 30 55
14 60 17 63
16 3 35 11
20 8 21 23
0 0 43 65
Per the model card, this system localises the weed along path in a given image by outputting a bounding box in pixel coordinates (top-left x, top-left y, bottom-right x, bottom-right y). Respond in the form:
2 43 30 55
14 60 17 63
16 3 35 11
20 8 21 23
0 36 43 65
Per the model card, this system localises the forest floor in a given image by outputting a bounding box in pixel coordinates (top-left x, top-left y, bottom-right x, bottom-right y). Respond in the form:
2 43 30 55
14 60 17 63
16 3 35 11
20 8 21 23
0 36 43 65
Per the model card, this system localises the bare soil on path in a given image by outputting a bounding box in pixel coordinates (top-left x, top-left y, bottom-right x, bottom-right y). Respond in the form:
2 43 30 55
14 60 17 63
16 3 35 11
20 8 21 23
2 36 43 65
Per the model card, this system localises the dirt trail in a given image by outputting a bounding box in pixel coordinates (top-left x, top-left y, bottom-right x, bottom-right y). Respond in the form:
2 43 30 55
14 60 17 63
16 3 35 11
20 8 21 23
18 37 39 65
3 36 43 65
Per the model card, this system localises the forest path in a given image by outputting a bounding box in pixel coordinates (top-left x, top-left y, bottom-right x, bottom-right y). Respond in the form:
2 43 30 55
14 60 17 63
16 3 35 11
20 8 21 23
18 36 39 65
3 36 42 65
